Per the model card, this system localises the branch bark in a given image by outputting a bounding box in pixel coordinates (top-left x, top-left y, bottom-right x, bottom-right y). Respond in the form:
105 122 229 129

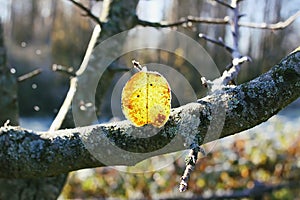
49 25 101 132
239 10 300 30
0 49 299 179
17 68 42 82
137 16 230 28
137 10 300 30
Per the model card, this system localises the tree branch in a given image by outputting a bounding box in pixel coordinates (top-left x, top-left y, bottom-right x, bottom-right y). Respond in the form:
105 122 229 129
137 10 300 30
214 0 234 9
49 25 101 131
0 50 299 178
17 68 42 82
239 10 300 30
200 0 245 89
68 0 102 25
179 144 206 192
137 16 230 28
198 33 234 54
52 64 75 76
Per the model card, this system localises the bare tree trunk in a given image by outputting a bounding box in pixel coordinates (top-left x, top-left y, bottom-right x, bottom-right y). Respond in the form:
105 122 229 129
0 21 67 200
0 23 18 126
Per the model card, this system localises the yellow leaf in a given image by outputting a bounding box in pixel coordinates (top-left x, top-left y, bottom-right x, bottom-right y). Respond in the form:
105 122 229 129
121 68 171 128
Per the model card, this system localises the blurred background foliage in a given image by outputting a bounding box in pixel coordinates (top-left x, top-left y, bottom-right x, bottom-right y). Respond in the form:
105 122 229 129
0 0 299 199
1 0 299 118
60 116 300 199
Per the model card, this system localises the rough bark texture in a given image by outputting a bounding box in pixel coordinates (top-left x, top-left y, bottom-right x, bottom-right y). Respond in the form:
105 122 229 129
0 50 299 179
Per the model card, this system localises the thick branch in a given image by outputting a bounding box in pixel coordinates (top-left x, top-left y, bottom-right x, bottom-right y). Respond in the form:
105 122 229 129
0 50 299 178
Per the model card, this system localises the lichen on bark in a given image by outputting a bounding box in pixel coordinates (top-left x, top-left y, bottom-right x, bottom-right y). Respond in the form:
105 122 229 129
0 29 299 181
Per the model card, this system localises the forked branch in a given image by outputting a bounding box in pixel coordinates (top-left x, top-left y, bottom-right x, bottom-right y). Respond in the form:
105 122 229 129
49 25 101 131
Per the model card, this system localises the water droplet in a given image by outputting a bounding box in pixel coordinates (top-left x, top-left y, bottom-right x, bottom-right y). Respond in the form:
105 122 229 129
10 68 16 74
32 83 37 89
21 42 27 48
80 105 86 111
34 106 40 111
35 49 42 55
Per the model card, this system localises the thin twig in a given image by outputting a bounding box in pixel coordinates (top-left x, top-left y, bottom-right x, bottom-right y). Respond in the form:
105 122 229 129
137 16 230 28
199 1 247 90
138 10 300 31
198 2 298 90
49 25 101 132
132 60 143 71
76 25 101 76
239 10 300 30
52 64 75 76
225 56 251 69
231 0 240 57
49 78 78 131
218 0 242 86
201 77 208 88
214 0 234 9
70 0 299 31
179 144 206 192
199 33 234 54
68 0 102 25
17 69 42 82
220 56 251 85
